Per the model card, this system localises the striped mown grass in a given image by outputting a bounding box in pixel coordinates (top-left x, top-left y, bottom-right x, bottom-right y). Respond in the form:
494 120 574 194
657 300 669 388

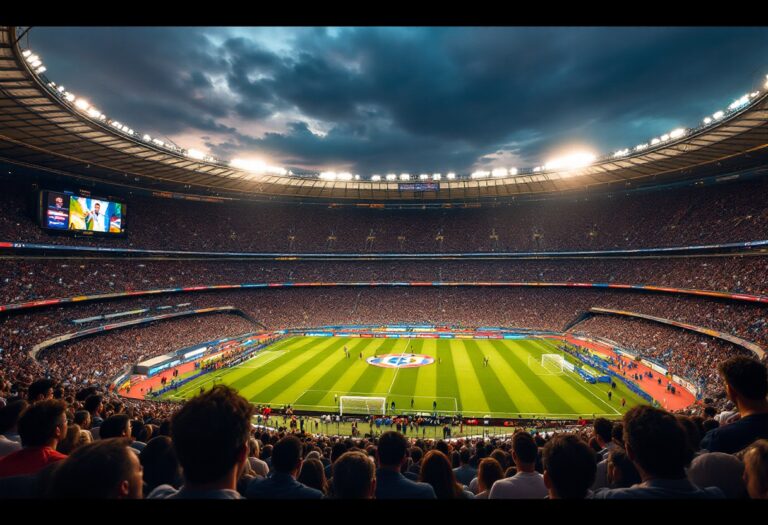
160 335 648 419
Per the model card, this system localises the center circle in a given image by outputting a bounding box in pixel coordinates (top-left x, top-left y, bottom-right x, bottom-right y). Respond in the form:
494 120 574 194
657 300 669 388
366 353 435 368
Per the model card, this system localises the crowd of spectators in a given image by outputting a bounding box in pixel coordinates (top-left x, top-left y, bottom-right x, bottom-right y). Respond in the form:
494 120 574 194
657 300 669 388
0 355 766 499
2 175 767 254
2 256 768 307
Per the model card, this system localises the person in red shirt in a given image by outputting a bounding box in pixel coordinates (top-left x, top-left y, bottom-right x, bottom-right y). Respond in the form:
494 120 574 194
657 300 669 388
0 399 68 478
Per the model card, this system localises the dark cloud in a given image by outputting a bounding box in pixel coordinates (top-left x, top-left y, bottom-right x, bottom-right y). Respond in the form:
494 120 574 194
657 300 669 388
30 27 768 173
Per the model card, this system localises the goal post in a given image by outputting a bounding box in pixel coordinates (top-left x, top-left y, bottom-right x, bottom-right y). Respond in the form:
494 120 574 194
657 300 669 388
541 354 566 375
339 396 387 416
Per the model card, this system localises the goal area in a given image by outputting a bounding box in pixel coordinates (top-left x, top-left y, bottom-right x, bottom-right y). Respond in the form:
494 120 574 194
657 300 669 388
339 396 387 416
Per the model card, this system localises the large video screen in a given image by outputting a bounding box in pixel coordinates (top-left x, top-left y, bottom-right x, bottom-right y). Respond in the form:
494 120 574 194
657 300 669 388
41 191 126 235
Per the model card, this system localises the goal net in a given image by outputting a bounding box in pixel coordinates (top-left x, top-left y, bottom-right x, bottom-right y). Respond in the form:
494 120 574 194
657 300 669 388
541 354 566 375
339 396 387 416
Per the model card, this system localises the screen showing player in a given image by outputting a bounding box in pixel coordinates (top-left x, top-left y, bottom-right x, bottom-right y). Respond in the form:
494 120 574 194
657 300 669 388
68 196 123 233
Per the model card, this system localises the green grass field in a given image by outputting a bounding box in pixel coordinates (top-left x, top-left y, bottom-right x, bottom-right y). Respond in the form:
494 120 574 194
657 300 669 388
158 336 647 419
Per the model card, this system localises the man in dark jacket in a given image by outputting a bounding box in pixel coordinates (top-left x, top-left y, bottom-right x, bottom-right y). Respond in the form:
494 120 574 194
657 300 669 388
375 431 435 499
700 357 768 454
247 435 323 499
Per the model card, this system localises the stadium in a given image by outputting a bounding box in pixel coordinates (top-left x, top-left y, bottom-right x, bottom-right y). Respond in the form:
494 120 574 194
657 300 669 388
0 25 767 501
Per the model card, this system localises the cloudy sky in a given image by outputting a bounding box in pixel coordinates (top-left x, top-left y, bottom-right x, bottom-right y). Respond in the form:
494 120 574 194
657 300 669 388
27 27 768 175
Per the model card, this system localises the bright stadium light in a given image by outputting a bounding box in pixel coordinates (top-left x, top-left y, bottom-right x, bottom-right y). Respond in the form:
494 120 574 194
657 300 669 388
338 172 353 181
400 173 410 180
26 54 38 63
669 128 686 139
533 166 541 172
492 168 508 177
750 91 759 98
432 173 442 180
509 168 518 176
86 107 101 119
446 172 456 180
354 174 360 180
30 59 42 68
319 171 337 180
471 170 490 179
186 149 206 160
543 152 596 171
74 98 90 111
35 66 46 74
728 94 749 110
231 158 266 172
660 134 670 142
613 148 630 158
22 50 31 58
419 174 429 180
635 143 648 151
371 175 381 181
57 85 65 92
712 110 725 121
703 117 712 125
386 173 397 181
651 138 661 145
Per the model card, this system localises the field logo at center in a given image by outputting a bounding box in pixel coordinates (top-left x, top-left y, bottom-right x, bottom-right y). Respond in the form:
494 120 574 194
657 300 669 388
367 353 434 368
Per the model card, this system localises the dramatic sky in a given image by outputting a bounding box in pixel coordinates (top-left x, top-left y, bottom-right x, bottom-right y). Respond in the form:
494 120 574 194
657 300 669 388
27 27 768 175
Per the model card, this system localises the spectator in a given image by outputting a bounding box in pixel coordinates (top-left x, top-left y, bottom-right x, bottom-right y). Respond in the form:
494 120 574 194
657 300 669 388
48 438 142 499
474 457 504 499
687 452 747 499
150 385 253 499
27 379 55 403
331 451 376 499
700 357 768 454
247 438 269 478
605 449 641 489
419 450 474 499
139 436 181 494
542 435 596 499
452 446 476 486
297 457 328 495
742 439 768 499
246 435 323 499
592 406 723 498
0 399 68 478
593 418 617 459
490 431 548 499
0 400 27 458
375 431 435 499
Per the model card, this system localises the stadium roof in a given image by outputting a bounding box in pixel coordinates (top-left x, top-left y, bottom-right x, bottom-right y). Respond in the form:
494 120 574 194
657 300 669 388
2 26 768 202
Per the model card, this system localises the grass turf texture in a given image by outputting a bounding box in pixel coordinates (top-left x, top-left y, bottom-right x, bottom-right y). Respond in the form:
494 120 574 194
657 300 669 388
158 336 647 419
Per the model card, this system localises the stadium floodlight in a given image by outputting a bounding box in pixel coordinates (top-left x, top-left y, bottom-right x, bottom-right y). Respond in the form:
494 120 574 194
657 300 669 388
492 168 507 177
509 168 518 176
57 85 65 92
432 173 441 180
86 107 101 119
613 148 630 158
143 134 152 141
533 166 541 172
26 54 38 63
419 174 429 180
319 171 337 180
22 50 32 58
471 170 490 179
750 91 759 98
400 173 410 180
338 172 353 181
354 174 360 180
371 175 381 181
660 134 670 142
651 138 661 146
186 148 206 160
35 66 46 74
446 172 456 179
712 110 725 121
30 59 42 68
728 94 750 111
669 128 686 139
543 152 596 171
703 116 712 125
74 98 90 111
386 174 397 181
64 92 75 102
635 143 648 151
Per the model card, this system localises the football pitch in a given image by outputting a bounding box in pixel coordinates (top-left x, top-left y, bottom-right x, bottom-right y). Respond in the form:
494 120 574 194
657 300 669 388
158 336 647 419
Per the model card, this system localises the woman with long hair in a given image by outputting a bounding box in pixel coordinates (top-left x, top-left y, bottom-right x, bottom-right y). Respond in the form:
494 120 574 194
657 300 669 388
419 450 474 499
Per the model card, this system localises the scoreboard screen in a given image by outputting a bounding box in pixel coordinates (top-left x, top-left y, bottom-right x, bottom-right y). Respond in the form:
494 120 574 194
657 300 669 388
40 190 127 236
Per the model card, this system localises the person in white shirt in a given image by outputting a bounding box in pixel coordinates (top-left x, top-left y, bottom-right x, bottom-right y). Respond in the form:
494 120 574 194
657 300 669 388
489 432 548 499
86 201 107 232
